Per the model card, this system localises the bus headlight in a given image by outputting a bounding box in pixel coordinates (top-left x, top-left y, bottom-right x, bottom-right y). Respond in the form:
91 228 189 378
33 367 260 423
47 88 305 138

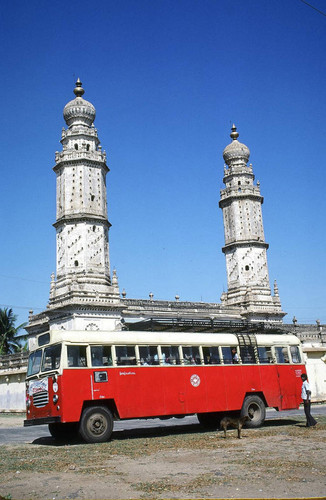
53 395 59 404
26 399 31 408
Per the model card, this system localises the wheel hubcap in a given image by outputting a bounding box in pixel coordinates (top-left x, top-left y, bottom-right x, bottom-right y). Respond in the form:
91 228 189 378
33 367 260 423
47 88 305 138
88 414 107 435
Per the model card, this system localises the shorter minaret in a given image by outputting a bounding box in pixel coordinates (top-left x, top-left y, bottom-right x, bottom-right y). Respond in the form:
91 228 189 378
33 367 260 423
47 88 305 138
219 125 285 322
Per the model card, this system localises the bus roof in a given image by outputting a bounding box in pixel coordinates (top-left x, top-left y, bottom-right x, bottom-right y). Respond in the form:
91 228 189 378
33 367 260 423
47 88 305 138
36 330 301 349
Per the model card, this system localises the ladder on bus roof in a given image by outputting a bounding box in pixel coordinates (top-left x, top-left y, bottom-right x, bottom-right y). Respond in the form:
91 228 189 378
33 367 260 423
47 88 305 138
235 333 259 363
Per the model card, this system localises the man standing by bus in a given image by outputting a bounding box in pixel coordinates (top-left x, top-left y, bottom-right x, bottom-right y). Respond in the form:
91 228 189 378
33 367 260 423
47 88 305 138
301 373 317 427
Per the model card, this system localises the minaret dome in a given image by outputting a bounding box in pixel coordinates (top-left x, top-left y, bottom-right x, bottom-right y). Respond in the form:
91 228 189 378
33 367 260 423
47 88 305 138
223 124 250 166
63 78 96 127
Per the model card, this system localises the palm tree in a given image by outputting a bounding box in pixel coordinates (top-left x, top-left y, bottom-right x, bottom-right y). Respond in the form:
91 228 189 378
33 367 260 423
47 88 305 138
0 308 27 355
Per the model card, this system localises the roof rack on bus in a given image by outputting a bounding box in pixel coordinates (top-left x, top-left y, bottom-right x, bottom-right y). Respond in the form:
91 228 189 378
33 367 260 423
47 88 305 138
123 317 287 334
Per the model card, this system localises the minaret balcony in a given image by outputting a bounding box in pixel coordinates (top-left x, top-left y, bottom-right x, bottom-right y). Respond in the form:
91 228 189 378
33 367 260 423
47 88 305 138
61 126 98 139
54 149 107 166
220 185 261 196
219 189 263 206
223 164 254 177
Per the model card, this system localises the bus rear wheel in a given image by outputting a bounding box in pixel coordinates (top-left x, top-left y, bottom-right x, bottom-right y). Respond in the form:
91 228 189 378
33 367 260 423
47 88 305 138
79 406 113 443
197 412 223 429
241 395 266 428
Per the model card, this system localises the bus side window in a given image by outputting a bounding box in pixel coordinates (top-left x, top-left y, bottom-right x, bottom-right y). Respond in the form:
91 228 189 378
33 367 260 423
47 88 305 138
275 346 289 363
290 346 301 364
67 345 87 367
161 346 180 365
221 347 233 364
91 346 112 367
258 347 273 363
203 346 220 365
139 345 159 365
115 346 137 366
182 346 201 365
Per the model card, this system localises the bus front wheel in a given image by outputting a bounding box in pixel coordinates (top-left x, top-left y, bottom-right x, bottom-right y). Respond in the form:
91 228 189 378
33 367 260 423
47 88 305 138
241 395 266 428
79 406 113 443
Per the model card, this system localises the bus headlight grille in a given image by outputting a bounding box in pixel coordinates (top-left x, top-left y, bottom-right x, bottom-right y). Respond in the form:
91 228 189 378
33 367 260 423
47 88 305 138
32 391 49 408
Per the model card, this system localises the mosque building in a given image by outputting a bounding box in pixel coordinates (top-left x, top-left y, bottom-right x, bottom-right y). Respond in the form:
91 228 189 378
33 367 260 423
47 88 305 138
26 80 285 342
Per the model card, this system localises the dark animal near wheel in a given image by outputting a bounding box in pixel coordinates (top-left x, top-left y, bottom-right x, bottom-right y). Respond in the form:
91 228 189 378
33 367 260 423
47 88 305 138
220 415 249 439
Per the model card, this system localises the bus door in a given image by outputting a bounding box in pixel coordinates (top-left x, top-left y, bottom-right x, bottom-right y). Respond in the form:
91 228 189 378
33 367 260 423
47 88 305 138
275 347 301 410
114 345 144 418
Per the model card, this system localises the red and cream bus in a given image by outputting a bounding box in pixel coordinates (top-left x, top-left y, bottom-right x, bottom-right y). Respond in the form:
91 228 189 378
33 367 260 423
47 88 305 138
24 328 305 443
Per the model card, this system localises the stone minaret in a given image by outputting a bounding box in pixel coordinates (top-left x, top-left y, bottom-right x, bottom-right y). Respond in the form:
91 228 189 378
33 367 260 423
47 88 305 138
49 79 120 309
219 125 285 323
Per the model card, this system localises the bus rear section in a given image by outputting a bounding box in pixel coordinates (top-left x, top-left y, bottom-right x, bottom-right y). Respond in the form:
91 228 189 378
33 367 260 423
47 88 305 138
24 330 305 443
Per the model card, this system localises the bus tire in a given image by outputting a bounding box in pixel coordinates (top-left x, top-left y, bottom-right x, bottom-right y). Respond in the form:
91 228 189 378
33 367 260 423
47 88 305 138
48 422 78 440
241 395 266 428
79 406 113 443
197 412 223 429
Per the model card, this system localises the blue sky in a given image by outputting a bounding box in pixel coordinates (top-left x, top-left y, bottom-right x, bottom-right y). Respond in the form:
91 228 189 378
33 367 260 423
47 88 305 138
0 0 325 327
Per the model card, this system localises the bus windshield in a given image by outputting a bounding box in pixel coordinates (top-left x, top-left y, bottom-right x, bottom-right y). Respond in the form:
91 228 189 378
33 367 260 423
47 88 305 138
27 349 42 377
41 344 62 372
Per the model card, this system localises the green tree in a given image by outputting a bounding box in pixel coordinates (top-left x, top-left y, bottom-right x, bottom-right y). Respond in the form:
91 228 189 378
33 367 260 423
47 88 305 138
0 308 27 355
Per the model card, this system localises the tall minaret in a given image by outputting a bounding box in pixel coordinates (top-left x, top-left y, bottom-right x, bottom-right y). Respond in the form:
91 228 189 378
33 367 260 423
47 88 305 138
49 79 120 309
219 125 285 322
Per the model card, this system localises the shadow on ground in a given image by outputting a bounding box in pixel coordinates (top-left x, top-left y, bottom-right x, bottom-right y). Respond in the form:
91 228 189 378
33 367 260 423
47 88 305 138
31 418 302 446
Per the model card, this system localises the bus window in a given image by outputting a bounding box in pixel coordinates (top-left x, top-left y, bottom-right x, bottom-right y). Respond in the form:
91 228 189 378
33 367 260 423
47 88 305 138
27 349 42 376
161 346 180 365
139 346 159 365
275 346 289 364
38 333 50 347
290 346 301 364
221 346 234 364
202 346 220 365
91 346 112 367
258 347 273 363
115 346 137 366
182 346 201 365
42 344 62 372
67 345 87 367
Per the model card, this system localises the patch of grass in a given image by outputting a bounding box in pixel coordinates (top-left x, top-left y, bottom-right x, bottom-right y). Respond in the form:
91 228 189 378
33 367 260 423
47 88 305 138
134 472 230 496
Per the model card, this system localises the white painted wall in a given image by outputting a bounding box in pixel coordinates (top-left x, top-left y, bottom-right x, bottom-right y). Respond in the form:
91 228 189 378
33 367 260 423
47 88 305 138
0 371 26 412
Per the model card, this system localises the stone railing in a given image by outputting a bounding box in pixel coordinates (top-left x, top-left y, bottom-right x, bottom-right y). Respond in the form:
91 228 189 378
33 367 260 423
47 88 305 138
55 150 106 164
0 352 28 370
121 298 225 310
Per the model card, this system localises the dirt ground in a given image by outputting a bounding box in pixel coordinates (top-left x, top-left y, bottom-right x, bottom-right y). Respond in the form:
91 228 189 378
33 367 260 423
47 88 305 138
0 412 325 500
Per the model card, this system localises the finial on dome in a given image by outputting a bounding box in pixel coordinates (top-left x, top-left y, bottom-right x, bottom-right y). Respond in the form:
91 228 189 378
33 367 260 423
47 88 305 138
73 78 85 97
230 124 239 141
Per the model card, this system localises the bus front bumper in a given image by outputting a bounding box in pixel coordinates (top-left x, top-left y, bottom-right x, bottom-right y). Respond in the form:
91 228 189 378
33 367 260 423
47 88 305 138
24 416 61 427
